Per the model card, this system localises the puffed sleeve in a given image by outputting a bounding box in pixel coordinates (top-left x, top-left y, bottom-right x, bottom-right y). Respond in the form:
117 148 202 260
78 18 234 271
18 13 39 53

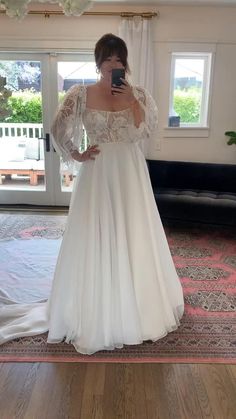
131 86 158 158
51 84 84 165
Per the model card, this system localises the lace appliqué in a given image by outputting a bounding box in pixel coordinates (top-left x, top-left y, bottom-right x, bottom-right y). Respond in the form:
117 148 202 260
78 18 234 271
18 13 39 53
132 87 159 157
51 84 86 165
51 84 158 164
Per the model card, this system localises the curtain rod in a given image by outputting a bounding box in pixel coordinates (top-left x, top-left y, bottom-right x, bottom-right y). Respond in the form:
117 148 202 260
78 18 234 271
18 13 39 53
0 10 159 19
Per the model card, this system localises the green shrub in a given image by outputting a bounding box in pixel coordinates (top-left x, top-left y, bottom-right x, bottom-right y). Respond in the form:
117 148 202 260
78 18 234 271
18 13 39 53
3 91 67 123
5 90 42 123
59 91 66 104
173 88 201 123
2 90 88 152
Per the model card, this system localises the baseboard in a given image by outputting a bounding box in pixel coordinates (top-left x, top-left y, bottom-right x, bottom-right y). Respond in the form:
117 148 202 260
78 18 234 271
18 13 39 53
0 204 69 213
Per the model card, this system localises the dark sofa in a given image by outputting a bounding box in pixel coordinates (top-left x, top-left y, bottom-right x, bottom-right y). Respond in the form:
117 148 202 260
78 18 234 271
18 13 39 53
147 159 236 226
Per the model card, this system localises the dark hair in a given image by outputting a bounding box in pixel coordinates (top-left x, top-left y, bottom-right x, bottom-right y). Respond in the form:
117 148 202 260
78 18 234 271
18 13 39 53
94 33 130 73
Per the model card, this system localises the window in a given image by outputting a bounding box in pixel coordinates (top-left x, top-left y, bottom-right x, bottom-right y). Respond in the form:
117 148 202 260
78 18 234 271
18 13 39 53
169 52 212 128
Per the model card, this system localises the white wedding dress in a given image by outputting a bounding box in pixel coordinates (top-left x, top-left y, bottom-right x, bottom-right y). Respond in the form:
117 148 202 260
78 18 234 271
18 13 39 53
0 85 184 355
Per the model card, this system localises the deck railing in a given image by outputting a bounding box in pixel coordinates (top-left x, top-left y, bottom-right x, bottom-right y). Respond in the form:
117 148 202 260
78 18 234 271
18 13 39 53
0 123 43 140
0 122 88 152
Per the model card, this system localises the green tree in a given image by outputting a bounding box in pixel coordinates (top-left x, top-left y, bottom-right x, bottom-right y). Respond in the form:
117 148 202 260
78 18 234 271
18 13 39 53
0 76 12 120
173 88 201 123
5 90 42 123
0 61 40 91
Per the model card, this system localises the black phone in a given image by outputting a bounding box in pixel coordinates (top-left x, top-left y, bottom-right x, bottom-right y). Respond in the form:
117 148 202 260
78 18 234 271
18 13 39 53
111 68 125 88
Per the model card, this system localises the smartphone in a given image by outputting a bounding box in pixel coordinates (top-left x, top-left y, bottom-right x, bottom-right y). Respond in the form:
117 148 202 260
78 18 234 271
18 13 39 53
111 68 125 89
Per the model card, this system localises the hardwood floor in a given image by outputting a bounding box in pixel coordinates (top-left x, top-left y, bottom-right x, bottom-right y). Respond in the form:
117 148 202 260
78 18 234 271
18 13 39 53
0 363 236 419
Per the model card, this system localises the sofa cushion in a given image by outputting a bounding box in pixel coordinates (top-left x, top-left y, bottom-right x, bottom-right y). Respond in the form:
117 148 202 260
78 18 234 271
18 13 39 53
147 159 236 226
148 160 236 194
8 147 25 162
155 188 236 201
24 138 45 160
25 138 40 160
0 137 26 162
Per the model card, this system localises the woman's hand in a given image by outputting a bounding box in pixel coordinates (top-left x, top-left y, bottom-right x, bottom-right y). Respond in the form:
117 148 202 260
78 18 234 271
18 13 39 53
111 79 136 104
71 145 100 162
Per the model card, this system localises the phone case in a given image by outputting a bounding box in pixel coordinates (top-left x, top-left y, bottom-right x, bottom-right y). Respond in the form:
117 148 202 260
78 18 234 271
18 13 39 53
111 69 125 87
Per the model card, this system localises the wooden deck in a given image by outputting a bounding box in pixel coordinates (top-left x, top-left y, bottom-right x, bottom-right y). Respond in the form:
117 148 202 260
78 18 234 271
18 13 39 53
0 169 72 187
0 168 45 186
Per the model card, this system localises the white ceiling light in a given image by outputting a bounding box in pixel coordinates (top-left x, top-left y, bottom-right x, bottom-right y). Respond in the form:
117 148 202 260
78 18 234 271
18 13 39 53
0 0 94 19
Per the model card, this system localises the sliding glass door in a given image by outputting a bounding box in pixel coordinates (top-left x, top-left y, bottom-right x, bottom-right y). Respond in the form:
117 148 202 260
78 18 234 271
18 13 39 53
0 52 97 205
50 54 97 204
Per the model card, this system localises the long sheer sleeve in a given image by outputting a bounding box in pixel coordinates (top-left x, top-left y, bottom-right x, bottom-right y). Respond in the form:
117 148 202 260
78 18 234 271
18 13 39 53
51 84 85 166
131 86 158 158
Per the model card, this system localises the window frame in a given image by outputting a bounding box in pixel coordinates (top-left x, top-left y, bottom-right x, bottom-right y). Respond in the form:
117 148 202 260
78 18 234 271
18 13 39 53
169 51 212 128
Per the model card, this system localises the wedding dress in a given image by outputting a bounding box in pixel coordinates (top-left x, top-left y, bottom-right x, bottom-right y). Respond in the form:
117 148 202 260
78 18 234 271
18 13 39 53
0 85 184 355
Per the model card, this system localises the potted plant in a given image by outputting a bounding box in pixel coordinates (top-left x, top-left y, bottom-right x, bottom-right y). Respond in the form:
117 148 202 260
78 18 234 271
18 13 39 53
225 131 236 145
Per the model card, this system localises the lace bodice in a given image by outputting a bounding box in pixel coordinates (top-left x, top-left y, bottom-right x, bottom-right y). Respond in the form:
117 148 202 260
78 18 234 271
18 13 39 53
51 84 158 164
83 107 143 146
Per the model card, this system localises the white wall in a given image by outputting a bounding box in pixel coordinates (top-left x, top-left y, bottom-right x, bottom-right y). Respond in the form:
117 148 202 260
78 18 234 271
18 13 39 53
0 3 236 164
152 5 236 163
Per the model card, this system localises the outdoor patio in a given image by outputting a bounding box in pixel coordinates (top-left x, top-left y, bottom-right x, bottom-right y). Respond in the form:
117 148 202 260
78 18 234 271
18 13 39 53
0 122 75 190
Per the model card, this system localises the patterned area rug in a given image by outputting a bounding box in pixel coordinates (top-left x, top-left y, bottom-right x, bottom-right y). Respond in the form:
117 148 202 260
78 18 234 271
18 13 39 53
0 213 236 363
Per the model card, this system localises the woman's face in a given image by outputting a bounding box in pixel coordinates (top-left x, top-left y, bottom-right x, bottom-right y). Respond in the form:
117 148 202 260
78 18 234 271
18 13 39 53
99 54 125 82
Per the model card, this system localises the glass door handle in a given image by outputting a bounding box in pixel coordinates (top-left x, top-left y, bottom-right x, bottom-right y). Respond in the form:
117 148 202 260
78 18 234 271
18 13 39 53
38 133 50 152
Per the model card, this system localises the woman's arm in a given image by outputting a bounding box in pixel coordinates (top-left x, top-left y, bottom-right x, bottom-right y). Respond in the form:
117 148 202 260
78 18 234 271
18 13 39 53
52 85 100 163
129 98 145 128
112 79 145 128
133 86 158 135
129 86 158 158
51 85 82 162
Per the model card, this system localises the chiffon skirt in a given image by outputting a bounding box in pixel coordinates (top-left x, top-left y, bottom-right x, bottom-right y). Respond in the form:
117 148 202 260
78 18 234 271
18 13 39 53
0 142 184 355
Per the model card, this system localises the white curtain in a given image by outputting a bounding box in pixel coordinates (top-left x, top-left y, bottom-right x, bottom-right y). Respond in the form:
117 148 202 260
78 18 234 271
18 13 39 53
119 17 155 95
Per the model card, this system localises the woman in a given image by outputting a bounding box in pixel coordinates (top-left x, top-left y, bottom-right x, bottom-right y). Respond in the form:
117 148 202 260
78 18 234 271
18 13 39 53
0 34 184 355
47 33 184 354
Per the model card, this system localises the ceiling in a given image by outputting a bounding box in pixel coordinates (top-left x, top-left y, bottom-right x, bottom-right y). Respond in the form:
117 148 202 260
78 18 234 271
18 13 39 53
95 0 236 5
